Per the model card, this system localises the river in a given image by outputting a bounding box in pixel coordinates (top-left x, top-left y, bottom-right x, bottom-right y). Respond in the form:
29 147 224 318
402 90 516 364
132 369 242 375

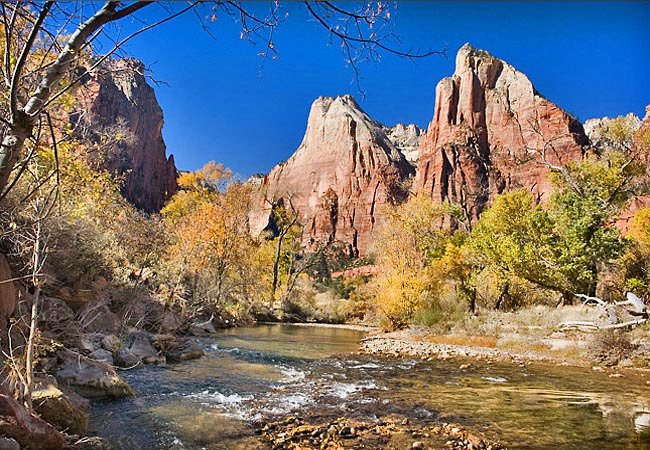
88 324 650 449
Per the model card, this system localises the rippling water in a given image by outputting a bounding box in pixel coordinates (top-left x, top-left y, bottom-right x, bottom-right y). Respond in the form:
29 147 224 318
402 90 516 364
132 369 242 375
88 324 650 449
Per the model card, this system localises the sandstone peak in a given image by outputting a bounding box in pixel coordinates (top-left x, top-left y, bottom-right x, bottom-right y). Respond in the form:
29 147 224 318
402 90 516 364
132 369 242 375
415 44 587 224
250 95 414 255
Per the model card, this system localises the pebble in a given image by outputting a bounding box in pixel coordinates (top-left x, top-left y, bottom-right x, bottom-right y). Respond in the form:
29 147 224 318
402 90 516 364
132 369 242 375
412 441 424 449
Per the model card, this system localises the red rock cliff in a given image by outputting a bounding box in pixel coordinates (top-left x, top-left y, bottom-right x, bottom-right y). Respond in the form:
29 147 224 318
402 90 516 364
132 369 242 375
75 58 177 212
415 43 588 224
250 95 414 256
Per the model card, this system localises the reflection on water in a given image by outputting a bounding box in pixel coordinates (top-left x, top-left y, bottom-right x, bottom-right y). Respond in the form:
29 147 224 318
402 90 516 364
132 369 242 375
88 324 650 449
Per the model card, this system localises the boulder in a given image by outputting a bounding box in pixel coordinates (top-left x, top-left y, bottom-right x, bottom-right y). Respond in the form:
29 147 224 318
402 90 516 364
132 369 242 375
0 438 19 450
88 348 114 365
78 302 121 334
0 389 66 449
57 287 94 312
32 382 90 435
78 333 104 354
166 339 204 363
160 310 183 333
189 318 216 336
55 350 134 398
100 334 120 352
114 330 165 367
114 347 141 369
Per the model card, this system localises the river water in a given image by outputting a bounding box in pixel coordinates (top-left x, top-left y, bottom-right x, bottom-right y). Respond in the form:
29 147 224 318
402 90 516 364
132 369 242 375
88 324 650 449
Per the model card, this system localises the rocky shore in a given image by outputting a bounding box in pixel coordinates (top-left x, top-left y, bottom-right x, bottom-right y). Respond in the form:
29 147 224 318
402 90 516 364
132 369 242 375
360 335 566 366
258 416 505 450
359 330 650 371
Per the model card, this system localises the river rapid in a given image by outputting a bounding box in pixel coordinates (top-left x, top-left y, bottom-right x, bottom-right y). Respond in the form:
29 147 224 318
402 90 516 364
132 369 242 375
88 324 650 449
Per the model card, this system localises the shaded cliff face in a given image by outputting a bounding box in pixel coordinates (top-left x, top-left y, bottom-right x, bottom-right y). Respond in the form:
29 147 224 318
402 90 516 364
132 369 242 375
251 95 414 256
415 44 588 224
75 58 177 212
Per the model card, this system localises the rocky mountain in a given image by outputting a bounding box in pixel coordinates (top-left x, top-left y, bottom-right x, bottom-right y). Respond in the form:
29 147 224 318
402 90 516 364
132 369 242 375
583 112 641 146
74 58 177 212
384 123 423 167
414 43 588 225
250 95 414 256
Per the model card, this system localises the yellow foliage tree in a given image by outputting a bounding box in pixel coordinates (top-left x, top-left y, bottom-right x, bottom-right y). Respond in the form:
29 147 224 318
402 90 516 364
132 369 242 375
372 196 463 330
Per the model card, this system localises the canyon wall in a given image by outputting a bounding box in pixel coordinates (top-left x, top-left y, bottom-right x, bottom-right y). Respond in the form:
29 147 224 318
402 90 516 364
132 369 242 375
75 58 177 212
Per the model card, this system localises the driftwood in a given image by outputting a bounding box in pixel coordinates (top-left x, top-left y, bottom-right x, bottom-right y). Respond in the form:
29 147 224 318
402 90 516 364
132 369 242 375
559 292 649 332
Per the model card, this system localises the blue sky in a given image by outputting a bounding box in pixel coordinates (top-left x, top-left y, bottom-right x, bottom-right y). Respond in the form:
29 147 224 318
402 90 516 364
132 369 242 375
103 2 649 176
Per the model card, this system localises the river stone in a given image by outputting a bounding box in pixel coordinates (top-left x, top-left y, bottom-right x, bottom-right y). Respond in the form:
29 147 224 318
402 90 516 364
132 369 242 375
124 330 158 360
55 350 134 398
189 318 216 336
0 390 66 449
32 383 90 435
166 338 204 363
114 347 141 369
160 310 183 333
101 334 120 352
0 438 19 450
89 348 114 365
79 333 104 354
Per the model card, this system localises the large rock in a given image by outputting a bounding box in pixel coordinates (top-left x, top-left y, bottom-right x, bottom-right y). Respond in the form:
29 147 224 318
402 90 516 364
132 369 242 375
166 338 204 363
55 350 134 398
115 330 163 368
414 43 588 225
0 254 16 323
0 389 66 449
32 382 90 435
74 57 177 212
88 348 114 365
250 95 415 256
78 301 121 334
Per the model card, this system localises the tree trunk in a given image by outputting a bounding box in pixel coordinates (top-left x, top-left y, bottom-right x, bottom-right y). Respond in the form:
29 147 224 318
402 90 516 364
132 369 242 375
0 123 30 196
23 219 42 411
271 234 284 307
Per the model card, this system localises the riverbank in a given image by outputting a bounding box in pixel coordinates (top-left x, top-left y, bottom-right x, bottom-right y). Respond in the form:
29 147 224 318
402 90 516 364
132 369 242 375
358 305 650 370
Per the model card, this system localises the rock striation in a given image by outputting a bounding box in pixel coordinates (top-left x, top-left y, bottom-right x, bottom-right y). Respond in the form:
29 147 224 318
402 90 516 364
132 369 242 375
414 43 588 225
250 95 414 256
74 57 177 212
